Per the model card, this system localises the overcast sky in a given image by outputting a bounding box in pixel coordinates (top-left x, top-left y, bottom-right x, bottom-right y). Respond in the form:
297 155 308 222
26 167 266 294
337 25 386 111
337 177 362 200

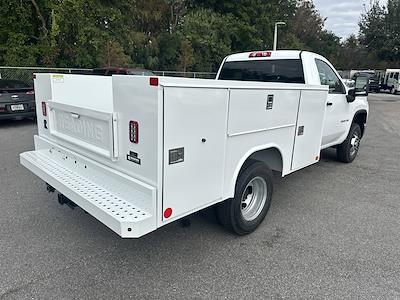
313 0 386 39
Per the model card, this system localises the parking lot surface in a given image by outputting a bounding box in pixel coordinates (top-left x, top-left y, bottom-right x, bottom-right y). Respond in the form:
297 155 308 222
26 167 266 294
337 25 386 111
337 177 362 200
1 93 400 299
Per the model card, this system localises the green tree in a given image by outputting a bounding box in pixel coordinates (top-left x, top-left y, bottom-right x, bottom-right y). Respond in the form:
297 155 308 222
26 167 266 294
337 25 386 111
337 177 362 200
0 0 50 66
193 0 297 50
2 0 387 71
359 1 386 59
340 35 365 69
158 33 181 70
178 38 194 72
383 0 400 62
97 40 131 67
179 9 235 72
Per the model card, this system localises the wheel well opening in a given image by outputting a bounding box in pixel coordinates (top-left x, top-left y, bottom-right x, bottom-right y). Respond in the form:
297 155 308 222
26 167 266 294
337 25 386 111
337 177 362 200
353 111 367 137
244 147 283 174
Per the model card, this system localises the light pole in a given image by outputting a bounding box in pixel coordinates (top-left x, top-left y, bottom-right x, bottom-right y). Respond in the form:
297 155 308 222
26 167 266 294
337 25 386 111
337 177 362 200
273 22 286 51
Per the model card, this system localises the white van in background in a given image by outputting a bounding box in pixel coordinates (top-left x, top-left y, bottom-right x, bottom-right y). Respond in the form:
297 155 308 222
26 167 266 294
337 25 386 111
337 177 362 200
380 69 400 94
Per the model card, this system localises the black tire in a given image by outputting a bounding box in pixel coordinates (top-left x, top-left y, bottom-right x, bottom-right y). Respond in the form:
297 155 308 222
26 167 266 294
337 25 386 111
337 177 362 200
337 123 362 163
216 161 273 235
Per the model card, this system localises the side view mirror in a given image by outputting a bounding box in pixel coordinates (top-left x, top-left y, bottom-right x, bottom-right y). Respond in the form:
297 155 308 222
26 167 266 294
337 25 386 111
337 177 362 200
347 88 356 103
347 75 369 102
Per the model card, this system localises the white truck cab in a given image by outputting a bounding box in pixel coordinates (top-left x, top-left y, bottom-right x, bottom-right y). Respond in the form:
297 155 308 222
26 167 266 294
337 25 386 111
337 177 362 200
20 50 368 238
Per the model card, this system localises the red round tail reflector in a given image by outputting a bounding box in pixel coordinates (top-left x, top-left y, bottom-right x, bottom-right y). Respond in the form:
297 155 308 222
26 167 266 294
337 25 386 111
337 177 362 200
164 208 172 219
149 77 159 86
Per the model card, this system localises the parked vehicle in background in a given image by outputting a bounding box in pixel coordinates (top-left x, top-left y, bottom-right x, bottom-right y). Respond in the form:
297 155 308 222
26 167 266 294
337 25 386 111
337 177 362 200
380 69 400 94
342 78 355 88
92 68 154 76
0 79 35 120
20 50 368 238
352 71 380 93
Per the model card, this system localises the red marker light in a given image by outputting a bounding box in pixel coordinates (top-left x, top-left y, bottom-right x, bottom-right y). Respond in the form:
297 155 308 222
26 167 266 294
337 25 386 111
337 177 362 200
41 101 47 116
26 90 34 95
149 77 159 86
164 208 172 219
249 51 271 58
129 121 139 144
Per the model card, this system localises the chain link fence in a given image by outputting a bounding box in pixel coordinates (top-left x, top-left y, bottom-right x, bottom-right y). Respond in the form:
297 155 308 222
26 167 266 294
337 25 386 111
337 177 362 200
0 67 216 84
0 67 90 84
152 70 216 79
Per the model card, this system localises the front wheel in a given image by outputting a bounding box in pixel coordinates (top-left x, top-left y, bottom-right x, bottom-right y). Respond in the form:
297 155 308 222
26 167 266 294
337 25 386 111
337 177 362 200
337 123 362 163
217 161 273 235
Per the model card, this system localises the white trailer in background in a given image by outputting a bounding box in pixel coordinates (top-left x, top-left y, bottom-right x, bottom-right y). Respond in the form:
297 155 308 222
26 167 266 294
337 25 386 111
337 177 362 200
20 51 369 237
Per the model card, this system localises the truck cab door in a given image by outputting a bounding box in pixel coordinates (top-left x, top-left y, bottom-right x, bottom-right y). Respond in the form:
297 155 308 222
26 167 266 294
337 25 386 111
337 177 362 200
315 59 350 148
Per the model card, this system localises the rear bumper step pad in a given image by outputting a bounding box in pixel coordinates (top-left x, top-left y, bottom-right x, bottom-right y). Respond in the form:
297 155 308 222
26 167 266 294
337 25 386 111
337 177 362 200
20 149 156 238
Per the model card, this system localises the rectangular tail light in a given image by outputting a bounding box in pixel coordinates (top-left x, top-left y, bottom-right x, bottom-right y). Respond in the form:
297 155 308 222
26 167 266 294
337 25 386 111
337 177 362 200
129 121 139 144
41 101 47 116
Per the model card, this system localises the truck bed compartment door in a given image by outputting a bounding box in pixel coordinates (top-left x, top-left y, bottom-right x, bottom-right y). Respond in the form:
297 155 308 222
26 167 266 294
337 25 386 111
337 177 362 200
162 87 228 221
291 90 327 170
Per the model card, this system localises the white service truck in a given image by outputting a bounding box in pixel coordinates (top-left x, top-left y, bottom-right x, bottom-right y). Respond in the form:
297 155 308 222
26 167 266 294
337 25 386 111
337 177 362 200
20 51 369 237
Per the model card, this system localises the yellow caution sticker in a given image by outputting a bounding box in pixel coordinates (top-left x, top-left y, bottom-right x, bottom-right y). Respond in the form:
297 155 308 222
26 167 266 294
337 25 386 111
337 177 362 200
52 74 64 83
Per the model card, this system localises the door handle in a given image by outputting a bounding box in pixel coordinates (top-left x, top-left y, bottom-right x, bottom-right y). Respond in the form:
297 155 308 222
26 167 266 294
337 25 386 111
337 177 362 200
327 102 333 106
71 112 80 119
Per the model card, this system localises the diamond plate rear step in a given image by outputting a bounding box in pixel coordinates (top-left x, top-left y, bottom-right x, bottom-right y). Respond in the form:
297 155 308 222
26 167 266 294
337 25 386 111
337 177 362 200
20 149 157 238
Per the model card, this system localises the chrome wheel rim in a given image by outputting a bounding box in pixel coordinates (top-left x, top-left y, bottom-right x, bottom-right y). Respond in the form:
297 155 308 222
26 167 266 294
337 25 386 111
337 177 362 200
350 132 360 157
241 177 267 221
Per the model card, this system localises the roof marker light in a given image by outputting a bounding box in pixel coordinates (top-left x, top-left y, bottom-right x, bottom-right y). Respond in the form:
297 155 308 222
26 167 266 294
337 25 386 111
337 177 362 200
249 51 272 58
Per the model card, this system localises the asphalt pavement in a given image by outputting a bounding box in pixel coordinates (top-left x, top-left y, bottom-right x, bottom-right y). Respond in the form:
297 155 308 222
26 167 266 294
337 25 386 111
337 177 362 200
1 92 400 299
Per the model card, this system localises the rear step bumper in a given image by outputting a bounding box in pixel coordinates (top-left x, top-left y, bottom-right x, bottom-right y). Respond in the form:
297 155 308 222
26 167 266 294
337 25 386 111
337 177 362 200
20 149 157 238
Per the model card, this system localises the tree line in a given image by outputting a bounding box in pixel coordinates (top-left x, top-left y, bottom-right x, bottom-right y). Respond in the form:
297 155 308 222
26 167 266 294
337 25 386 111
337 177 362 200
0 0 399 72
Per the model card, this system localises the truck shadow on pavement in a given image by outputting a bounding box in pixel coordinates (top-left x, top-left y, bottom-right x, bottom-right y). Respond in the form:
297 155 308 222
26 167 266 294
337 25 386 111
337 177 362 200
106 148 342 247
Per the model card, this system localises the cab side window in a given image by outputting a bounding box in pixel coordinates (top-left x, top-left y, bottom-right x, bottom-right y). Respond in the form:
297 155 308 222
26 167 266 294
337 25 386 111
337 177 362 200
395 73 399 80
315 59 345 94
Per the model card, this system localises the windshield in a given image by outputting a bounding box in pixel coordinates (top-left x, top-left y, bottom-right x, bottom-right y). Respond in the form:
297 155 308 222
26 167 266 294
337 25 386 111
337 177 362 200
218 59 305 84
